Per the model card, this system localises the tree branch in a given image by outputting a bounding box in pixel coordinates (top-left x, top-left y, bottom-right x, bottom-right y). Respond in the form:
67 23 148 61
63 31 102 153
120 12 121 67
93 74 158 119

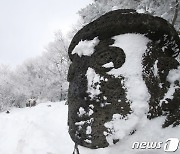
172 0 179 26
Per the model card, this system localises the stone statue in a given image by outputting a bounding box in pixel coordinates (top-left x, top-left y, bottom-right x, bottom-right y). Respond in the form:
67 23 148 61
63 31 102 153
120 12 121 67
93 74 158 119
67 9 180 149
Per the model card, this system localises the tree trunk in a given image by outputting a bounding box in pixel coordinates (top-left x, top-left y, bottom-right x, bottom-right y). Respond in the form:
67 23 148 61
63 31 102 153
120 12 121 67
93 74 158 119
172 0 179 26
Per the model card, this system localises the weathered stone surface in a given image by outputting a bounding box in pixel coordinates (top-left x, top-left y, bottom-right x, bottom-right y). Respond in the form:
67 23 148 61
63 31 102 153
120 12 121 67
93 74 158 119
67 9 180 149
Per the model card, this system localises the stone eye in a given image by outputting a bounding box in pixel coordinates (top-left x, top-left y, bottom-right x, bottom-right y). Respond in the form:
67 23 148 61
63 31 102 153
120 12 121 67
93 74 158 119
111 47 126 69
96 51 114 66
92 46 126 72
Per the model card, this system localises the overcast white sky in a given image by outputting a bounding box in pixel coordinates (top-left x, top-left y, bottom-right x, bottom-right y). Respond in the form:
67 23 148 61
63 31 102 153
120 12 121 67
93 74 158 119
0 0 92 68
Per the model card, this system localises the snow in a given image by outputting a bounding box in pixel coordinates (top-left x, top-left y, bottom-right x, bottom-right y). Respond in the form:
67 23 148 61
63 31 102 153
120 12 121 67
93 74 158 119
102 62 114 68
77 106 94 117
86 67 102 99
88 108 94 116
160 66 180 104
153 60 158 77
111 6 119 11
78 107 86 117
167 66 180 83
86 126 92 135
88 105 94 116
0 101 180 154
103 96 107 100
105 34 150 144
0 101 74 154
79 116 180 154
85 139 92 144
160 84 177 105
136 8 146 14
71 37 100 57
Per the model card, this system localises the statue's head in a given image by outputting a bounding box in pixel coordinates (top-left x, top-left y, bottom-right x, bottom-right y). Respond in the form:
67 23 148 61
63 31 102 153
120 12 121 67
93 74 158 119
67 10 180 149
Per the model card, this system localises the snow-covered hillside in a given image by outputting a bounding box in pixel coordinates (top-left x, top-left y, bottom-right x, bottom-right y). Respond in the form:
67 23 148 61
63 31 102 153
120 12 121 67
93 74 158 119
0 102 74 154
0 102 180 154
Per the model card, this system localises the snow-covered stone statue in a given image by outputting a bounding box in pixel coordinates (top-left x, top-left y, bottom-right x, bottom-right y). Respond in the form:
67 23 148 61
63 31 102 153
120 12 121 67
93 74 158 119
67 9 180 149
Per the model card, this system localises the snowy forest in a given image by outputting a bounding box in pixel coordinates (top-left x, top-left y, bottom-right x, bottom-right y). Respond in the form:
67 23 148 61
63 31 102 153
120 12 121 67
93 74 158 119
0 0 180 112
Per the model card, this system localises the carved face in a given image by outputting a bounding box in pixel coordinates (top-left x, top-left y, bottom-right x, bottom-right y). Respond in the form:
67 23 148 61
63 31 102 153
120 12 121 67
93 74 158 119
67 10 180 149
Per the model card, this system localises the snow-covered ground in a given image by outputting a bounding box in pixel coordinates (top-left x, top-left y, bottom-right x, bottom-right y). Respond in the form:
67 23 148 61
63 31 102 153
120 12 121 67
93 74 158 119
0 101 73 154
0 101 180 154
